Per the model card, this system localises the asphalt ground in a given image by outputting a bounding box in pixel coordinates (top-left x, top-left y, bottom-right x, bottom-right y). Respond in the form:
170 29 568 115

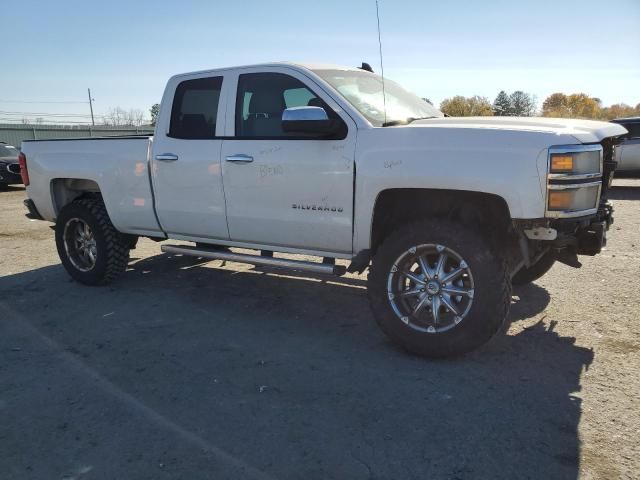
1 179 639 479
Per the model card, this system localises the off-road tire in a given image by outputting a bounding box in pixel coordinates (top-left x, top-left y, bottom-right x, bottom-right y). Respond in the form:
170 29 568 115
55 197 130 286
512 251 556 286
368 219 511 358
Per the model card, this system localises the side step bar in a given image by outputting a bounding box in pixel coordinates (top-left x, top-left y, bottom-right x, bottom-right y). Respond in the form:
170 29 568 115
161 244 347 276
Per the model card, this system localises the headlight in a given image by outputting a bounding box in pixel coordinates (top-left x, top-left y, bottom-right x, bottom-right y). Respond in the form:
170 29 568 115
546 145 603 218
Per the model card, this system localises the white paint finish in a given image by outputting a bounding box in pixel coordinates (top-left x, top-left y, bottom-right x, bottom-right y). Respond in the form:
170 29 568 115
351 126 574 252
22 62 629 259
22 138 161 235
410 116 628 144
219 67 357 253
149 71 231 239
150 137 228 239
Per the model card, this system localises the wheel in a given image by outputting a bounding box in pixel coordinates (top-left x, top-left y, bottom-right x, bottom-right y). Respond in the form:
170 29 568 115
55 197 130 285
512 251 555 286
367 219 511 358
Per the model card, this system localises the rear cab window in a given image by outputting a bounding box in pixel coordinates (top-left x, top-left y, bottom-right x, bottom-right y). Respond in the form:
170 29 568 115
169 76 223 139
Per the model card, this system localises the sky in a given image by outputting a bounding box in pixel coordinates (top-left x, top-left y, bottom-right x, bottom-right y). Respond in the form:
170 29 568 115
2 0 639 124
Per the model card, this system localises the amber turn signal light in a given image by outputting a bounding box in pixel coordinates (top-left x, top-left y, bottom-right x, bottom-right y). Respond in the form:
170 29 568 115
548 190 573 210
550 154 574 172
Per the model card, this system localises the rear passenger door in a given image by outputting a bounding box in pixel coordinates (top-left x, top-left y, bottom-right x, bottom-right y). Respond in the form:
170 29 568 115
220 68 357 254
151 75 230 240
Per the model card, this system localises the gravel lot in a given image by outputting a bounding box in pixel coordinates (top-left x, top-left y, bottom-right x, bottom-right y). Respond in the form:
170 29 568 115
1 180 638 480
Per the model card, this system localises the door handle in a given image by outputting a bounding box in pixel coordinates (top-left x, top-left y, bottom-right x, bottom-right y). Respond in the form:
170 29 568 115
155 153 179 161
225 154 254 163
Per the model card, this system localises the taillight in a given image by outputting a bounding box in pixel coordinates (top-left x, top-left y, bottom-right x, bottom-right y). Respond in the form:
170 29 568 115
18 152 29 186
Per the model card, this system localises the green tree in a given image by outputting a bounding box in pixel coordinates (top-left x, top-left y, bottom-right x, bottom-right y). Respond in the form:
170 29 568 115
510 91 537 116
493 90 511 116
440 95 494 117
150 103 160 126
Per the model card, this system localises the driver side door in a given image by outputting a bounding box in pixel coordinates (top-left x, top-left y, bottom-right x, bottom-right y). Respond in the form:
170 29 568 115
220 68 357 254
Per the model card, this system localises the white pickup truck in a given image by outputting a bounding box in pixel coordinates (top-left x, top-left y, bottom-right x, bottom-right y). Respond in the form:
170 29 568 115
20 62 627 357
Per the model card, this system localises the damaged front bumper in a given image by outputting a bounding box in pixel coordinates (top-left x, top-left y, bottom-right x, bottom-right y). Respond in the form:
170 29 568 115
552 200 614 258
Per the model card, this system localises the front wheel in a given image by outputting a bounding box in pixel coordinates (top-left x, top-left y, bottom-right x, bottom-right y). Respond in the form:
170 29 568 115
55 197 130 285
368 220 511 358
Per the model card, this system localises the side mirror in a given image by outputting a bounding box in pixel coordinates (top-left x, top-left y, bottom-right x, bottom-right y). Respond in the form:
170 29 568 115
282 107 339 135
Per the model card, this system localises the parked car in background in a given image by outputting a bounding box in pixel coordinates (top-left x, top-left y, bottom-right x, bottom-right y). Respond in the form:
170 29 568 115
0 142 23 188
611 117 640 174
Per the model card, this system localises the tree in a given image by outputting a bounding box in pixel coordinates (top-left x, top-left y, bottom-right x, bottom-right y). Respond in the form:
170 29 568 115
542 93 600 119
510 91 537 116
150 103 160 126
493 90 537 116
440 95 494 117
566 94 599 119
104 107 147 126
600 103 636 120
493 91 511 116
542 93 568 117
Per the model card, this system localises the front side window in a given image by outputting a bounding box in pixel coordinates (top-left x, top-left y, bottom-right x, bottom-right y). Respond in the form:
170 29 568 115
169 76 222 139
313 69 443 127
235 72 339 138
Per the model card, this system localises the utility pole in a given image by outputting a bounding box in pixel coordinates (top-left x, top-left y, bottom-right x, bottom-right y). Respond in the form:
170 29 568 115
87 88 95 126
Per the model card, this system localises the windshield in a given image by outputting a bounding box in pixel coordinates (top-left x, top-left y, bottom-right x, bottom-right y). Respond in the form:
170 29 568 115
0 145 19 157
313 69 443 126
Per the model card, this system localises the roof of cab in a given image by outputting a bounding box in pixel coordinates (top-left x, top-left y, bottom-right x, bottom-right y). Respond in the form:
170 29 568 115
170 62 363 80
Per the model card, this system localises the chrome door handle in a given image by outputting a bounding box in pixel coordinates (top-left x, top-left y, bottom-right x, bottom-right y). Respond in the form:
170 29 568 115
225 154 254 163
155 153 179 161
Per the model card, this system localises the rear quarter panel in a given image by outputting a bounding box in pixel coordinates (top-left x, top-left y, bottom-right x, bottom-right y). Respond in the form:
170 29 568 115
23 138 162 236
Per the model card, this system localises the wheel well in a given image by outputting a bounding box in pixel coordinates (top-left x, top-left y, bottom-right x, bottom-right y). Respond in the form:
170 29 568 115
370 189 513 253
51 178 101 215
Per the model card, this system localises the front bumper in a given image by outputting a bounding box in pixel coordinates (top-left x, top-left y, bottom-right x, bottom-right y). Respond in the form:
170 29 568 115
551 201 613 256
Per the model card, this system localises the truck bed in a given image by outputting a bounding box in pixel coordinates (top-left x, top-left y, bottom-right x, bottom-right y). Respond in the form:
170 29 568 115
22 136 163 237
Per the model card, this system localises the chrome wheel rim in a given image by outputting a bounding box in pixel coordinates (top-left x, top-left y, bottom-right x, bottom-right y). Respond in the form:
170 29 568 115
63 218 97 272
386 244 475 333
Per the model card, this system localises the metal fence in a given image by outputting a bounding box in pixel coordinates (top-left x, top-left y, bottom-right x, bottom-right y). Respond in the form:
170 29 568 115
0 124 154 147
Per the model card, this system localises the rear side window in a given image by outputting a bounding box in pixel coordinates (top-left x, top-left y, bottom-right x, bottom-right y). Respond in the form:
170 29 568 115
169 76 222 139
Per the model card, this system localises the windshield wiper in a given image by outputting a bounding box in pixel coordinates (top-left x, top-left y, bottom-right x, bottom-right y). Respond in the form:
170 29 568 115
382 116 438 127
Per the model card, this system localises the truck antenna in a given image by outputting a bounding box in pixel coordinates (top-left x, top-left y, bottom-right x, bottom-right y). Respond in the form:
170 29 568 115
375 0 387 125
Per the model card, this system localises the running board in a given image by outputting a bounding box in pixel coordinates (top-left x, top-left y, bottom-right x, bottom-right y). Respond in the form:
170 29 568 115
161 244 346 276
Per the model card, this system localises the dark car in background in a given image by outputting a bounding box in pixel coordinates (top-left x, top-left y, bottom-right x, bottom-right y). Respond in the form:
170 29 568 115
611 117 640 174
0 142 23 188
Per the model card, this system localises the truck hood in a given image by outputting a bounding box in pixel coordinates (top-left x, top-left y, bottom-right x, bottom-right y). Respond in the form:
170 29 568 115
411 116 628 144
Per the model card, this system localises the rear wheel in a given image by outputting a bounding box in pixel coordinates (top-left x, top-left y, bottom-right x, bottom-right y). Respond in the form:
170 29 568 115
512 251 555 285
55 197 130 285
368 219 511 358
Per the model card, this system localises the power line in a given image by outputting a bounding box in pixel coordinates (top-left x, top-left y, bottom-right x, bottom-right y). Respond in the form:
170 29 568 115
0 110 107 118
0 99 89 104
0 118 97 125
